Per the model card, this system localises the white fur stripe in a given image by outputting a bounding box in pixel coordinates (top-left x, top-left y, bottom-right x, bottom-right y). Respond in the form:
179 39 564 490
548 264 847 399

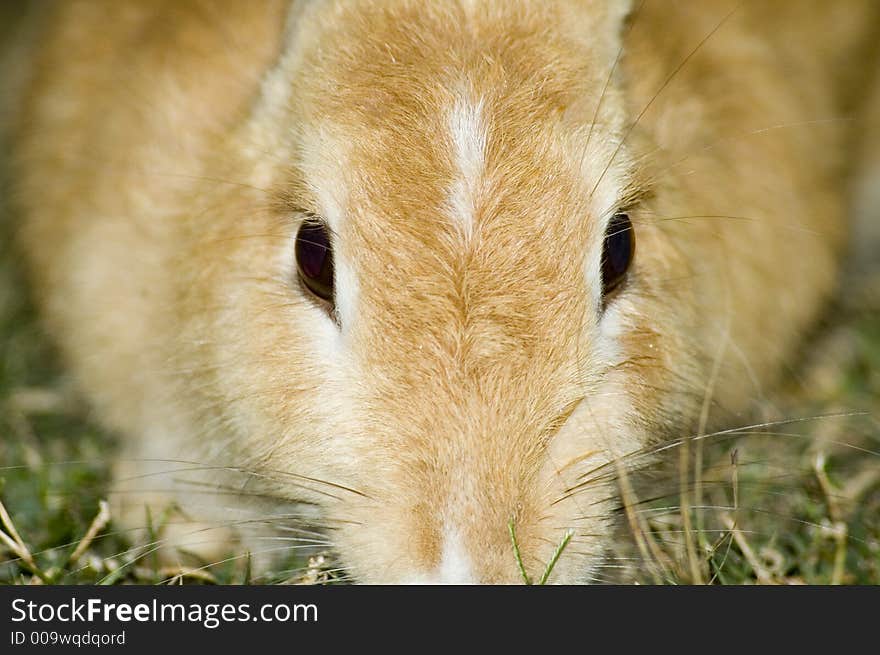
437 523 477 583
447 96 487 240
397 523 477 584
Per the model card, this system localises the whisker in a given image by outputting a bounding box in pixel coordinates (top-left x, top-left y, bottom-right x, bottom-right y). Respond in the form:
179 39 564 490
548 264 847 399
582 0 648 155
589 3 742 201
152 544 327 586
121 458 372 500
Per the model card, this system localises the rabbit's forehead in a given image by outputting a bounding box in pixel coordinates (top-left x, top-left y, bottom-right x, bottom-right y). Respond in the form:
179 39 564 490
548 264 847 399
342 98 599 263
286 75 632 344
284 0 632 248
289 105 625 375
280 6 634 328
310 90 624 302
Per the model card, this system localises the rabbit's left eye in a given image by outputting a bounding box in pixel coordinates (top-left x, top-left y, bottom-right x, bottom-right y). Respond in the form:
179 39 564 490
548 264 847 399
295 219 335 305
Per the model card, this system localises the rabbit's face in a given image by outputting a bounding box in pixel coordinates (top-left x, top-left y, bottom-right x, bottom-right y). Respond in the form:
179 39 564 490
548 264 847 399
182 0 704 583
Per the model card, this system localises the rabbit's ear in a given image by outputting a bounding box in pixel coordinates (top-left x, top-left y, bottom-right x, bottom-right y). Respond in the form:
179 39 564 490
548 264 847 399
563 0 634 59
590 0 635 30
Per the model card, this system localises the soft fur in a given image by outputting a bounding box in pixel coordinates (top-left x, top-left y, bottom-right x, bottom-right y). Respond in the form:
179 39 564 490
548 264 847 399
6 0 879 582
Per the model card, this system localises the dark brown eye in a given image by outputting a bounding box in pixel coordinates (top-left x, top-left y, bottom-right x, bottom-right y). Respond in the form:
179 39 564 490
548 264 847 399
601 212 635 301
295 220 334 303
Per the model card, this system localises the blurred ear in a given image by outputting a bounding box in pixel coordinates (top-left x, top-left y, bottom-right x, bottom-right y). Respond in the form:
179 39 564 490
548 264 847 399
593 0 634 28
564 0 633 60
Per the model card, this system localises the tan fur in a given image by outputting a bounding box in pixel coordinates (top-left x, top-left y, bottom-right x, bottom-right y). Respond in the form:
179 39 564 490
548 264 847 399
6 0 879 582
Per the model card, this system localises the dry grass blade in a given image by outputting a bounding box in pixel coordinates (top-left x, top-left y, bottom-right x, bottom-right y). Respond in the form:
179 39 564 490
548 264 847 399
155 566 218 585
616 458 670 584
67 500 111 567
720 513 775 584
0 496 49 583
813 454 849 586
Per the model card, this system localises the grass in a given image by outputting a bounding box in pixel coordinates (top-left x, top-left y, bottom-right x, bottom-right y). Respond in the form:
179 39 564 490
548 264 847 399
617 277 880 585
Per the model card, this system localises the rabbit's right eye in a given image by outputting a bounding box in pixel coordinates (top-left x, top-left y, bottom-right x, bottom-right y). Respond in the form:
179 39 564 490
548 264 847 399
295 220 335 305
601 212 635 303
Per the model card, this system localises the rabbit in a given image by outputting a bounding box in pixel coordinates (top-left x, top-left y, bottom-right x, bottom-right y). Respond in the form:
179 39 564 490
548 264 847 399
5 0 879 583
